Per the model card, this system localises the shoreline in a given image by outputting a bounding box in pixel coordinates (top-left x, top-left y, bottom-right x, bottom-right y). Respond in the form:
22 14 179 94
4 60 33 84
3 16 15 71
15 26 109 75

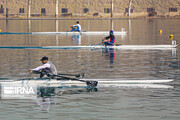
0 16 180 20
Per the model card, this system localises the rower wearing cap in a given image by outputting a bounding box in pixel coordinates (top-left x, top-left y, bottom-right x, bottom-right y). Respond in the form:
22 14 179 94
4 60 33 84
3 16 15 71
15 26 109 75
70 21 81 32
29 56 57 78
102 30 116 45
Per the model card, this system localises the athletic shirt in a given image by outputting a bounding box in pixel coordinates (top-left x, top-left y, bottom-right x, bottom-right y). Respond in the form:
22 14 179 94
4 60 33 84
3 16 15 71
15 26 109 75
73 24 81 31
106 34 115 44
33 61 57 75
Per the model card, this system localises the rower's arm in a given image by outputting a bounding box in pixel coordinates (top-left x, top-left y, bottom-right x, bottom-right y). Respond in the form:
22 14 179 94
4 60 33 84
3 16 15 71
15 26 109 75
32 63 50 72
104 35 110 40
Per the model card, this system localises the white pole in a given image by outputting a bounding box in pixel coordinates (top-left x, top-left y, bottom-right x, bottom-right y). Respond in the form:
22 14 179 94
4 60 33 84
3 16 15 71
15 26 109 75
27 0 31 18
128 0 132 17
5 0 8 18
55 0 58 17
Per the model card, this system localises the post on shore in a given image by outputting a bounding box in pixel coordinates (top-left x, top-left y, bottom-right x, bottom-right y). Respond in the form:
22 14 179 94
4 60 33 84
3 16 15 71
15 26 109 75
111 0 113 18
83 0 84 16
5 0 8 18
27 0 31 18
55 0 58 17
128 0 132 17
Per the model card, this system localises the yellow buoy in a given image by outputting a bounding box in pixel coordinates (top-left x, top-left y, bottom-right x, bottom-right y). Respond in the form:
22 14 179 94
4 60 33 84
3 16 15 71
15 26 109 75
0 29 1 32
170 34 173 40
159 30 162 33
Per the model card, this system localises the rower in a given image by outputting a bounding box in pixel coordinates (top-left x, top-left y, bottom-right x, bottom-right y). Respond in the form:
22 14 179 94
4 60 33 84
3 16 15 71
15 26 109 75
102 30 116 46
29 56 57 78
70 21 81 32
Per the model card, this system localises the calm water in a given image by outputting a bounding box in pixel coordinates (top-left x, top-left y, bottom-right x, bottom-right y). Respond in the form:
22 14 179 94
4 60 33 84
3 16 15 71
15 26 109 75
0 19 180 120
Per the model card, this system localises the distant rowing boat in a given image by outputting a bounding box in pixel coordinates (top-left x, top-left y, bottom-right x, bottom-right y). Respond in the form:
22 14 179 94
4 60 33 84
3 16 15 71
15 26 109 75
45 44 177 50
0 29 127 35
0 44 177 50
32 31 127 35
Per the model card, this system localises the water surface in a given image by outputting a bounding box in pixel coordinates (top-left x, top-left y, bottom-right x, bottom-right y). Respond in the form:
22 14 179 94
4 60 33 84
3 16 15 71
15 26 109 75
0 19 180 120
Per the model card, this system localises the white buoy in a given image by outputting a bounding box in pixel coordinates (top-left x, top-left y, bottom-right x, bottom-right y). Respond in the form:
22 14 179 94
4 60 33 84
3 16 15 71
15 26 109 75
121 28 125 32
170 34 176 46
172 40 176 46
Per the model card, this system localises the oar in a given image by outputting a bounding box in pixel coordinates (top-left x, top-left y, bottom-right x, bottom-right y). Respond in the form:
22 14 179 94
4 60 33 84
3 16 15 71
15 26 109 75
55 75 98 87
33 71 84 78
32 72 97 86
101 39 107 47
57 73 84 78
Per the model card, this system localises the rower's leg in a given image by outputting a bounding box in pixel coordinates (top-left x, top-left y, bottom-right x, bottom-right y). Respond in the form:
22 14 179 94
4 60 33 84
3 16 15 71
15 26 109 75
104 42 109 46
40 69 54 78
71 27 75 32
40 71 45 78
107 42 113 46
75 30 80 32
33 70 45 78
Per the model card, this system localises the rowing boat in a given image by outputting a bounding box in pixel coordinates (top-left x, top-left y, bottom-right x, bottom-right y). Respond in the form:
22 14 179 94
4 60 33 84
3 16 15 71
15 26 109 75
0 78 174 87
45 44 177 50
0 31 126 35
0 29 127 35
32 31 127 35
0 44 177 50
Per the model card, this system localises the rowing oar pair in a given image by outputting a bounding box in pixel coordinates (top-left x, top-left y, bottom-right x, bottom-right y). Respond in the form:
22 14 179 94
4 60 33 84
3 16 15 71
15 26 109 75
34 72 98 87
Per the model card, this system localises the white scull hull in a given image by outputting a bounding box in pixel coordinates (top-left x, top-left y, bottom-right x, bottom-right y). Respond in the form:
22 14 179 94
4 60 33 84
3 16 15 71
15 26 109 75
0 44 177 50
44 45 177 50
0 79 173 88
0 28 127 35
32 31 127 35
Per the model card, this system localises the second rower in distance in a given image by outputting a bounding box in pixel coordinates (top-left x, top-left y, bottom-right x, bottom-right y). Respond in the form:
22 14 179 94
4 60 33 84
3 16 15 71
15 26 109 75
102 30 116 45
69 21 81 32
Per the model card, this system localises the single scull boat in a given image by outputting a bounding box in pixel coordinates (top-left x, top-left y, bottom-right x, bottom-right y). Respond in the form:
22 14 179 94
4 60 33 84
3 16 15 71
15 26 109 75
0 44 177 50
0 28 127 35
0 78 174 87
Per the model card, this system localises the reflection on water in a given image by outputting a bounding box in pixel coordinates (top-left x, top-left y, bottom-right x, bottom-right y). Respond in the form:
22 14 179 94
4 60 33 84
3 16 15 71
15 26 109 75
0 49 179 79
102 48 115 65
72 35 81 45
38 87 98 98
36 97 52 111
35 86 98 111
